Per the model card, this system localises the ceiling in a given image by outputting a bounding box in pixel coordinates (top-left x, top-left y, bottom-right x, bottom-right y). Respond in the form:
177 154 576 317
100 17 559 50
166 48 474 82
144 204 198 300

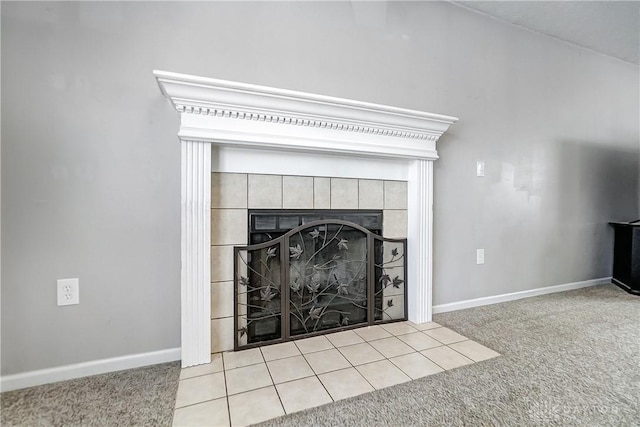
453 1 640 65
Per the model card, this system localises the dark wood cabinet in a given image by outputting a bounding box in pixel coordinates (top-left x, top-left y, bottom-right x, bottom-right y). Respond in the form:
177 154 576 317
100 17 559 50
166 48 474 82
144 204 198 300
609 221 640 295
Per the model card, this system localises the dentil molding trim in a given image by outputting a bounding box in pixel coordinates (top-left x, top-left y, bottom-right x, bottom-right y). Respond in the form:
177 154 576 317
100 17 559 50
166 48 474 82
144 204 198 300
154 70 458 160
155 70 458 367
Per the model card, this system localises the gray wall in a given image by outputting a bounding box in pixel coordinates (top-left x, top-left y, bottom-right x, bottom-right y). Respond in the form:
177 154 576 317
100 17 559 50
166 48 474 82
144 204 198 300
2 1 638 375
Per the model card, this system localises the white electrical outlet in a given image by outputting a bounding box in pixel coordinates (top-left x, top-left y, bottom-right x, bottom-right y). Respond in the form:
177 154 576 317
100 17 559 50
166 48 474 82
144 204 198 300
476 249 485 265
57 278 79 306
476 161 485 177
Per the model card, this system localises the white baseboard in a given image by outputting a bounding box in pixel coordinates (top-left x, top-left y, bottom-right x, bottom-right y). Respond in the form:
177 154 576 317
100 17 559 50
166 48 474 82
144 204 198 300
432 277 612 314
0 278 612 391
0 347 181 393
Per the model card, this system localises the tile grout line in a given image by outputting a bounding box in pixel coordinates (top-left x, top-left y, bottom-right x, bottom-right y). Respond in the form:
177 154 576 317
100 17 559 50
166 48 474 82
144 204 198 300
357 357 413 386
173 395 227 412
420 342 474 370
442 341 479 363
294 339 349 405
217 354 233 427
334 341 387 375
260 347 287 416
300 347 343 404
173 362 229 415
386 353 420 380
302 352 338 402
352 364 379 392
178 369 224 381
314 372 336 403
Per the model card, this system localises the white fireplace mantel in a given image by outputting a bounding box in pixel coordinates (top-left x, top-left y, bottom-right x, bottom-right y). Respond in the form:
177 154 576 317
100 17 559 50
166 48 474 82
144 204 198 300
154 70 458 367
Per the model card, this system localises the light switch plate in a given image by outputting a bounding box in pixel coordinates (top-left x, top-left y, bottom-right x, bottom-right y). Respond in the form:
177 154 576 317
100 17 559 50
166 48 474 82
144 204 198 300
476 161 485 177
476 249 485 265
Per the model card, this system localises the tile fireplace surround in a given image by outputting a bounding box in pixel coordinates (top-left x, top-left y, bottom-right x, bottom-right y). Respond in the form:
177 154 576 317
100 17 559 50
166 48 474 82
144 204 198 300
212 173 409 353
155 71 458 367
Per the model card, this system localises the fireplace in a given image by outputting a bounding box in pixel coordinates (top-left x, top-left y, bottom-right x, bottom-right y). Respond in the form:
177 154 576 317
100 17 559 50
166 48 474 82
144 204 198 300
235 210 407 350
154 71 458 367
211 175 409 354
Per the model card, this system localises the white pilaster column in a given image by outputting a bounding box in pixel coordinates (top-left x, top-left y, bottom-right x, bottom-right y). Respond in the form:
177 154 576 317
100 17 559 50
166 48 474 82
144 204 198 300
181 140 212 367
407 159 434 323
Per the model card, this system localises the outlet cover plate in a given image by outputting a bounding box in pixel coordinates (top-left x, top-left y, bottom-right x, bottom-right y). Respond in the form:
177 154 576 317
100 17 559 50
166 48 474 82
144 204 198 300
57 278 79 306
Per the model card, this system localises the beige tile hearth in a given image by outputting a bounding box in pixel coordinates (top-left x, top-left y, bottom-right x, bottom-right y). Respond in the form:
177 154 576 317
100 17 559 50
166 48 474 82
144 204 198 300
338 342 385 366
303 348 351 374
293 335 333 354
407 320 441 331
380 321 419 336
173 321 501 426
355 359 411 389
174 372 226 408
325 329 365 347
421 346 474 370
223 347 263 370
276 376 333 414
389 352 444 379
317 367 375 401
397 331 443 351
228 386 284 427
172 397 230 427
448 340 501 362
260 341 301 361
266 355 314 384
225 363 272 395
423 326 468 345
353 325 392 341
179 353 223 380
368 336 415 358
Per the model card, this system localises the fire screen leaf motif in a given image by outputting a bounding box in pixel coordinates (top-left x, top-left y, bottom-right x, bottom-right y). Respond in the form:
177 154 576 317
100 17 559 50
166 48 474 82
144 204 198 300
288 224 368 337
234 220 406 350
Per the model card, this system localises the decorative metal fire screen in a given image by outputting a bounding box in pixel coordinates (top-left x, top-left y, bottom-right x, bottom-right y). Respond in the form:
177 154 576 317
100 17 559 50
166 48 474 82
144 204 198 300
234 219 407 350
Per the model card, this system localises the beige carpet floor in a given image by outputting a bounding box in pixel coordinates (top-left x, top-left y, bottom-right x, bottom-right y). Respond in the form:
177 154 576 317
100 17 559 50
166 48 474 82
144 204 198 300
0 361 180 426
1 284 637 426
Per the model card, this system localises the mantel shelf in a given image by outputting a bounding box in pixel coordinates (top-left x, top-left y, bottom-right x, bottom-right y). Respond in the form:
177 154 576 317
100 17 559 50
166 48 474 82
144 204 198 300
155 70 458 161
